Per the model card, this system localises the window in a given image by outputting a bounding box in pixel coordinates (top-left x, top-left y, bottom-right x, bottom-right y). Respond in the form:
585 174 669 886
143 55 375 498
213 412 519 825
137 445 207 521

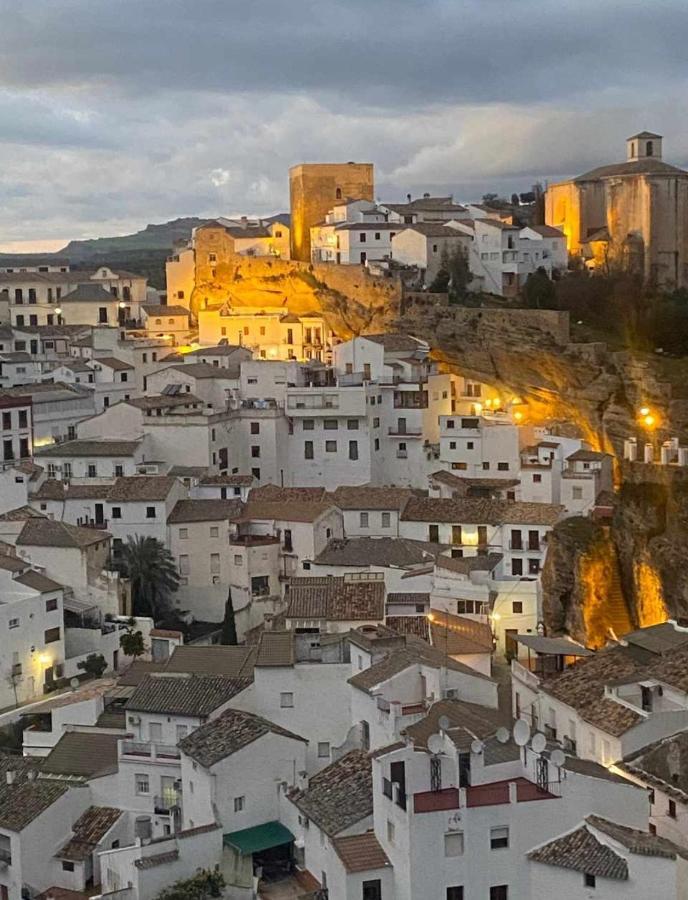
444 832 464 856
210 553 221 574
135 774 150 795
490 888 508 900
303 419 315 430
584 873 596 888
429 524 439 543
149 722 162 742
251 575 269 596
179 555 190 575
62 861 75 872
511 558 523 576
669 799 677 819
374 438 380 451
490 826 509 849
360 233 367 243
324 419 338 430
234 554 243 565
45 598 58 612
210 526 219 538
112 507 122 519
317 742 330 758
386 820 395 844
381 512 391 528
146 506 156 518
512 601 523 614
360 512 369 528
362 881 382 900
572 486 583 500
325 440 337 452
234 796 245 812
346 418 359 431
304 441 314 459
446 889 464 900
349 440 358 460
176 724 188 741
250 421 260 434
373 417 380 428
178 527 188 539
497 462 509 471
251 445 260 458
533 473 542 483
88 464 97 478
8 618 19 629
44 627 61 643
280 692 294 708
528 558 540 575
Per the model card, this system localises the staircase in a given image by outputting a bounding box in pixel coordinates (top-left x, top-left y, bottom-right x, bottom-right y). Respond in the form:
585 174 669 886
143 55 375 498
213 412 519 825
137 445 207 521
604 560 633 640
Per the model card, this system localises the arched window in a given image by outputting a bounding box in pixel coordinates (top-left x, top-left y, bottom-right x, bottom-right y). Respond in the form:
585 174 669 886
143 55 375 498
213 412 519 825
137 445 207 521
646 141 654 157
631 142 636 158
335 187 342 200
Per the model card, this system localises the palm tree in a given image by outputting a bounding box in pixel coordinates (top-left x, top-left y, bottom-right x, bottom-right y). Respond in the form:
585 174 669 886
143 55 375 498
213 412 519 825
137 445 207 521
116 536 180 620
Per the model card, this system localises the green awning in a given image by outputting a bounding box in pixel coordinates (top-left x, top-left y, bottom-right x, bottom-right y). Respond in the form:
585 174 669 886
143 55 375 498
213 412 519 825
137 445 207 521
223 821 294 856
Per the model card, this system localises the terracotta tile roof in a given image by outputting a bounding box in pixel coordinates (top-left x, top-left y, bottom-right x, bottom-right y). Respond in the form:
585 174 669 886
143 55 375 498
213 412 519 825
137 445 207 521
401 495 563 525
400 223 466 238
167 362 236 379
126 394 203 410
35 439 141 457
403 699 507 751
528 824 628 879
586 814 688 859
385 615 430 640
426 610 493 655
41 731 121 779
150 628 183 639
168 498 243 523
332 831 392 873
117 660 167 686
243 500 334 523
249 484 328 503
290 750 372 836
32 480 112 501
93 356 134 371
127 673 251 716
200 473 254 486
435 552 503 575
575 157 688 181
619 730 688 801
14 570 63 593
430 470 520 492
179 708 306 768
255 631 295 667
286 576 385 622
0 771 68 832
36 889 93 900
331 485 417 511
567 449 610 462
108 475 179 501
134 849 179 869
142 304 189 317
56 806 122 861
527 224 566 238
164 644 257 677
17 518 109 548
315 537 442 568
387 592 429 606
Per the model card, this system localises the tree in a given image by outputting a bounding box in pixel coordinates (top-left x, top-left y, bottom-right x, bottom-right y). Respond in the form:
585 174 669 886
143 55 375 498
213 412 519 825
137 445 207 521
154 870 225 900
220 589 238 645
446 244 472 302
77 653 107 679
115 535 180 620
523 267 556 309
120 629 146 659
428 247 451 293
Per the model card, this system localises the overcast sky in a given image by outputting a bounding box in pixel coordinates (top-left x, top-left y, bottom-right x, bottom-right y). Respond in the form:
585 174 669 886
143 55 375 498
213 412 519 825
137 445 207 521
1 0 688 250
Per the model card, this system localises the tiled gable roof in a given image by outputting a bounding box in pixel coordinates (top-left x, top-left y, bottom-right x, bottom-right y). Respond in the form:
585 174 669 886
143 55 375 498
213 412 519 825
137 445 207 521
17 518 109 548
41 731 121 778
332 832 391 873
528 825 628 879
179 708 306 768
290 750 372 836
127 673 250 716
164 644 257 677
168 498 243 523
286 576 385 622
401 495 562 525
56 806 122 861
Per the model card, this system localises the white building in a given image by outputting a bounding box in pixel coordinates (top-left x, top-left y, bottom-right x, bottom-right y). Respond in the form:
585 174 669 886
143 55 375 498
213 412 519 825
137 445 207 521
311 201 398 266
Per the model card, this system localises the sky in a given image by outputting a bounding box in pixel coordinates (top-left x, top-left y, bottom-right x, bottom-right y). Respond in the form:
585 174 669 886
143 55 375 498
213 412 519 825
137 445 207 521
1 0 688 251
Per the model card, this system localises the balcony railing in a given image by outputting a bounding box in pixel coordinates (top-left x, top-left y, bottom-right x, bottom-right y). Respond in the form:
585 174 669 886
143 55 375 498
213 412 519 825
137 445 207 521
121 741 181 761
388 427 422 437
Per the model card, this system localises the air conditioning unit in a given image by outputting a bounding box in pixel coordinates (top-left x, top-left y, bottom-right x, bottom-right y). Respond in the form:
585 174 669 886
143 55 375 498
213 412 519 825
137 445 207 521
444 689 458 699
128 714 141 725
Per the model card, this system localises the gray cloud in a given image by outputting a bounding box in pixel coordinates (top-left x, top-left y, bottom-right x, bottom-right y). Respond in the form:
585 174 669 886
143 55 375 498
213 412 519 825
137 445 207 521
0 0 687 245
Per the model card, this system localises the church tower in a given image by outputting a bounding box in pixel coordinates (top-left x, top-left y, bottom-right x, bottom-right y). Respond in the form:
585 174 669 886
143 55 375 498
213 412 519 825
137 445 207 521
627 131 663 162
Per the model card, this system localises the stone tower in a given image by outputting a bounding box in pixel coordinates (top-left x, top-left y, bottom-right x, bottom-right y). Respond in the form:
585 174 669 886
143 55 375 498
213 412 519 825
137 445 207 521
626 131 663 162
289 162 374 261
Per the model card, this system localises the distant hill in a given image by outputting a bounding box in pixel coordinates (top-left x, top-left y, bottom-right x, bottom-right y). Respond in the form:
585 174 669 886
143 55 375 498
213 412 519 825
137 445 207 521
58 217 210 261
0 217 210 290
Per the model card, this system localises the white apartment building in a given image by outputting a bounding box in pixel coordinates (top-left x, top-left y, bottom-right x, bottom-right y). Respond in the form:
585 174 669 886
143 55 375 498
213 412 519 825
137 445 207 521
0 394 32 467
5 382 96 447
0 352 42 387
311 201 398 265
35 438 149 480
391 224 472 284
140 304 190 337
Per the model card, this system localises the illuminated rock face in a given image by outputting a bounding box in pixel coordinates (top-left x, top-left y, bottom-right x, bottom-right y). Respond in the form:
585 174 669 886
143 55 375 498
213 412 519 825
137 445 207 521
634 560 668 627
289 162 374 261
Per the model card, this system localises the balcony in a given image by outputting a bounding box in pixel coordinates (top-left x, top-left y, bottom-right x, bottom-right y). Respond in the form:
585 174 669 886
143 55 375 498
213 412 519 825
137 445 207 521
154 792 182 814
230 534 280 547
121 740 180 761
413 778 559 814
388 427 422 438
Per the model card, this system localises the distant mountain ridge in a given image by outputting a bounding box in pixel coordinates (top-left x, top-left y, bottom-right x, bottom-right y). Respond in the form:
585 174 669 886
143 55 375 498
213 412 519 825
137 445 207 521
58 217 210 261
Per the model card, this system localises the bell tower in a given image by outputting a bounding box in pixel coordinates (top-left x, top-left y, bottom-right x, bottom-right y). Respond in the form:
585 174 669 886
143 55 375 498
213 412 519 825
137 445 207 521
627 131 663 162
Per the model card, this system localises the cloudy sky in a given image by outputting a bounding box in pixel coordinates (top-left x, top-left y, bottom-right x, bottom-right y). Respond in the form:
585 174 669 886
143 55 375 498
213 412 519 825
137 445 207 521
1 0 687 250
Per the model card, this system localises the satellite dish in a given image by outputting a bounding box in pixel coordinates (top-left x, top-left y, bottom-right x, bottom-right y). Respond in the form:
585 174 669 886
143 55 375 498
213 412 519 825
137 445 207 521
427 733 443 755
496 727 510 744
470 740 484 755
438 715 451 732
513 719 531 747
69 677 80 691
531 732 547 754
550 749 566 768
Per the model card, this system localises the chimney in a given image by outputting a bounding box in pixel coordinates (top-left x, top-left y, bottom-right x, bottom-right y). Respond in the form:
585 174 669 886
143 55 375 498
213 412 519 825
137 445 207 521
407 193 412 203
6 770 15 785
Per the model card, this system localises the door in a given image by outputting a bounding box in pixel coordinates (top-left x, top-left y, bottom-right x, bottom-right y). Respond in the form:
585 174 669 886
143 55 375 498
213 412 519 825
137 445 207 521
452 525 463 545
94 503 104 525
397 417 407 434
478 525 488 550
511 529 522 550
